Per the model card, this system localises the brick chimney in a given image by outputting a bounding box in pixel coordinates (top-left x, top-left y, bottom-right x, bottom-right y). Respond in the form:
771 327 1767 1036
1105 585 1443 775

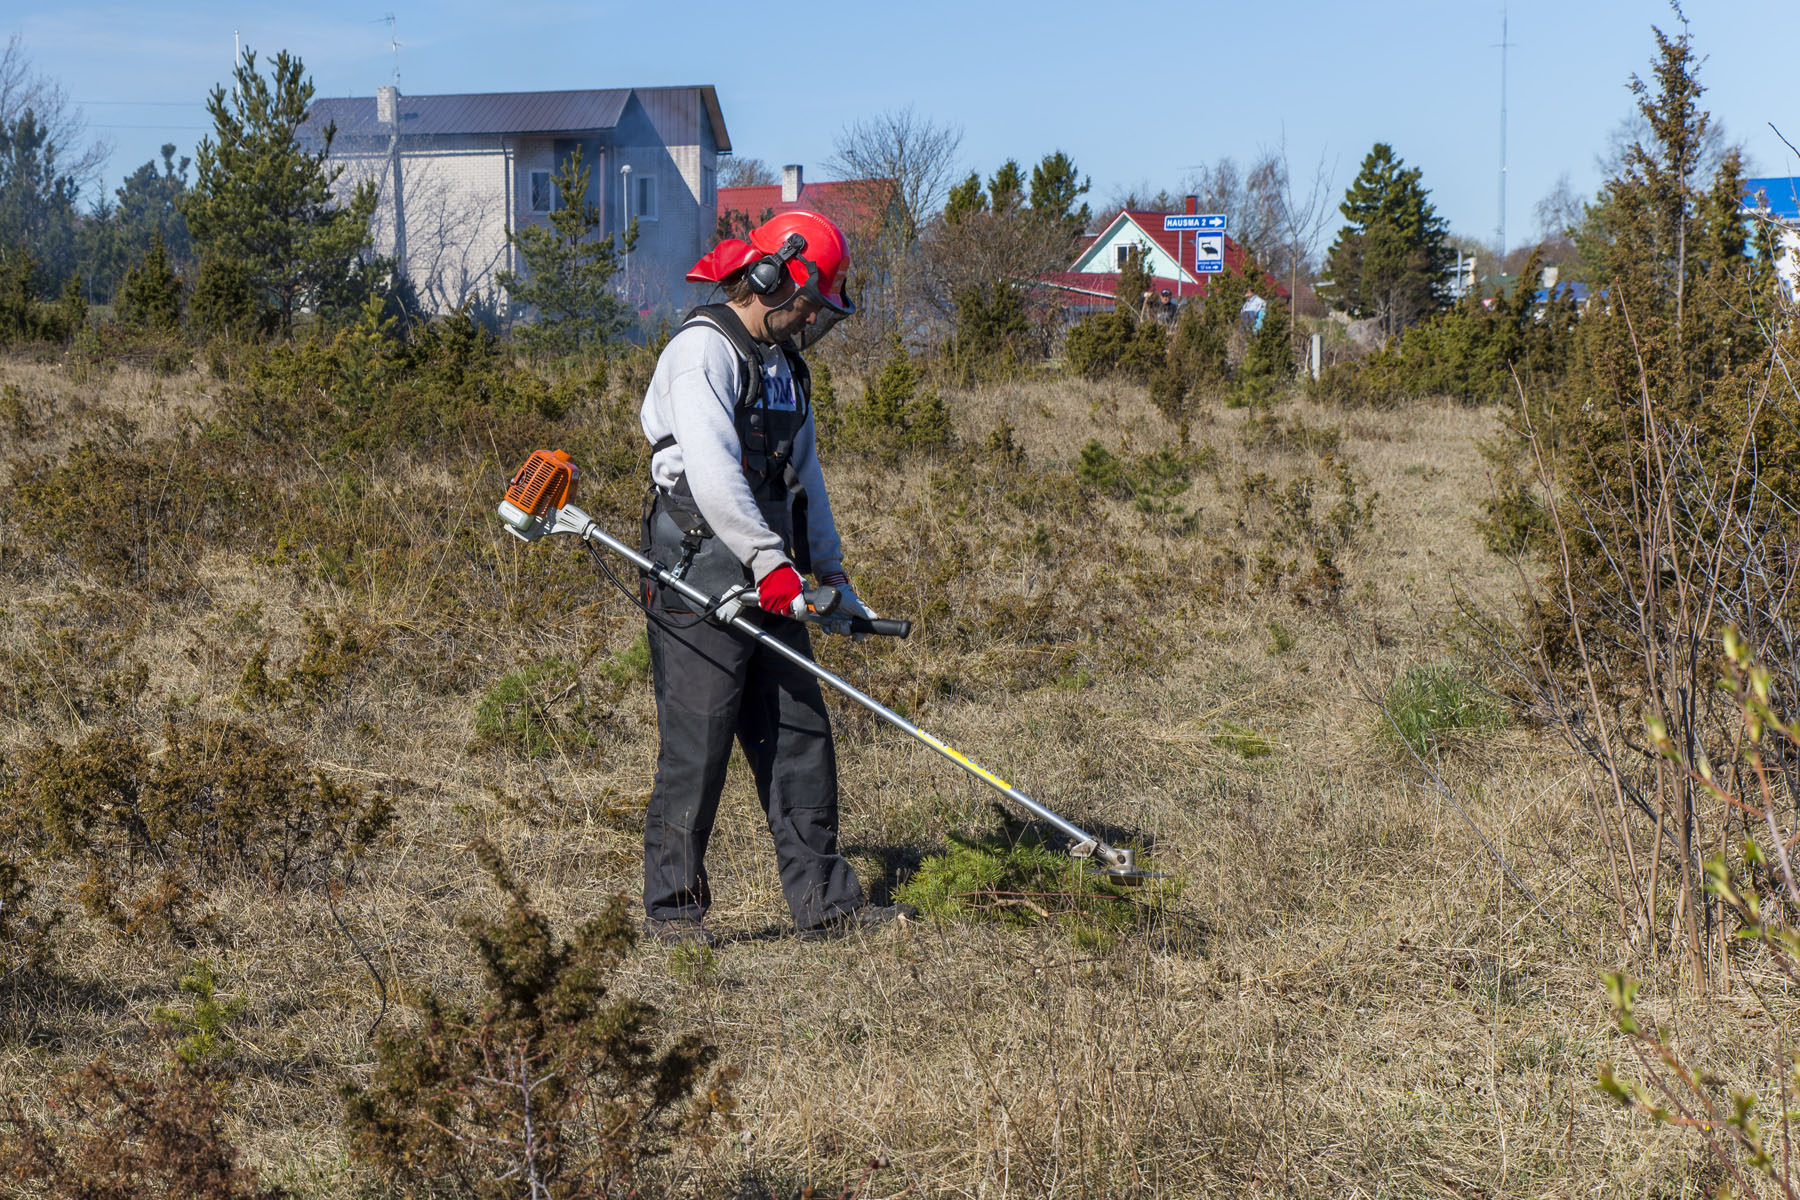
782 164 803 203
377 85 399 126
1184 194 1198 216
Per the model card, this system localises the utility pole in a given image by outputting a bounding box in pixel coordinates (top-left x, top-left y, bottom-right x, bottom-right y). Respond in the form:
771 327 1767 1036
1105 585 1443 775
1495 1 1514 272
621 163 632 307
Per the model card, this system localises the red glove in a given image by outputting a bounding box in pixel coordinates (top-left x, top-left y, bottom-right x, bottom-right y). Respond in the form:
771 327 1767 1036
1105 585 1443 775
757 564 804 616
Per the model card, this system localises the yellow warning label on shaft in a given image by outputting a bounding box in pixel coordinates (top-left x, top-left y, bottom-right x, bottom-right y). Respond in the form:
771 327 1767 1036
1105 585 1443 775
918 732 1012 792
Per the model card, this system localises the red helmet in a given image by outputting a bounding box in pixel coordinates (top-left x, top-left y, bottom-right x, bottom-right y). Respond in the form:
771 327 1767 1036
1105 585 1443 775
749 210 854 314
685 209 856 316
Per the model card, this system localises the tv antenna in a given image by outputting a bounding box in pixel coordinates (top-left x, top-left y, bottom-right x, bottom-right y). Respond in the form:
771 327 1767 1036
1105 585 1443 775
377 13 401 88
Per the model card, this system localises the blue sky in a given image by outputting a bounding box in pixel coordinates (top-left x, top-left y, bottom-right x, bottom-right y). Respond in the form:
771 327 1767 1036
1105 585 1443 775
12 0 1796 255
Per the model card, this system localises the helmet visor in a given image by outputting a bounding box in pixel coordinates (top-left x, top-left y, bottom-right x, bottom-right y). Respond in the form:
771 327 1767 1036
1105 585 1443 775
780 251 856 316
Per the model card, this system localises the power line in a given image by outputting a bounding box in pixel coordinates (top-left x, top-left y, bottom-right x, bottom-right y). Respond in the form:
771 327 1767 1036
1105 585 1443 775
78 100 206 107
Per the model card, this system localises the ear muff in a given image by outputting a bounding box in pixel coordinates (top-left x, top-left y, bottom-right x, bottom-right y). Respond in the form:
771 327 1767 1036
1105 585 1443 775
745 233 807 296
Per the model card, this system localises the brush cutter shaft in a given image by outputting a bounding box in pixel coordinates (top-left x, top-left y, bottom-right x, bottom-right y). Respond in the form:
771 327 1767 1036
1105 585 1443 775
554 504 1111 858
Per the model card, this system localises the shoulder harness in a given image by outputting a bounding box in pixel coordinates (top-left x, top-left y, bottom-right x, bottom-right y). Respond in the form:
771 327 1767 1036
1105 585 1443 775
648 303 812 501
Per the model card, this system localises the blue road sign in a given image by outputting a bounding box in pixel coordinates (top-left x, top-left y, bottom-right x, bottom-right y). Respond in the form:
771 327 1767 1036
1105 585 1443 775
1194 231 1225 273
1165 213 1228 231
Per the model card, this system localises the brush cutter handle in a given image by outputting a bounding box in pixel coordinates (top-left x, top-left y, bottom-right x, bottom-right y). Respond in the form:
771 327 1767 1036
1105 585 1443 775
846 616 912 639
797 586 841 619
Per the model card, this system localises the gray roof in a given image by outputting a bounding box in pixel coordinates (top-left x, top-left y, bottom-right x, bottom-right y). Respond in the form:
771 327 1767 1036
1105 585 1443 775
302 85 729 149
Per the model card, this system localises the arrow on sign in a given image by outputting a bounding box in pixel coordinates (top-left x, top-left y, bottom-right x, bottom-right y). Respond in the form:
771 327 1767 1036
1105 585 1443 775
1162 213 1229 231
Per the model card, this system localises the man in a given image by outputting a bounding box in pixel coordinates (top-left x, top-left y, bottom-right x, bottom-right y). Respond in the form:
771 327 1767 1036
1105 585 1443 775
637 209 914 947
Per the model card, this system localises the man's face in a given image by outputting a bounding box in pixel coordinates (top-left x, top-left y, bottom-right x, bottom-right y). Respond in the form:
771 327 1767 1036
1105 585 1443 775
759 278 822 344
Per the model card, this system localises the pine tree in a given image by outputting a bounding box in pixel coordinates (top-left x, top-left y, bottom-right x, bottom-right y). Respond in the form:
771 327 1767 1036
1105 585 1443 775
1028 150 1091 238
944 172 986 225
495 145 636 359
115 144 193 274
190 254 259 339
0 110 80 295
183 49 376 336
1319 143 1452 337
987 160 1025 215
117 229 182 331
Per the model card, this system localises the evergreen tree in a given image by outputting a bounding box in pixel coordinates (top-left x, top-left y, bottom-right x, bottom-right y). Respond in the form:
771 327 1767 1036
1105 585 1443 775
495 145 636 359
0 109 80 294
987 160 1025 215
1568 17 1778 413
117 229 182 331
944 172 986 225
1319 143 1452 338
1028 150 1091 238
189 252 260 339
183 49 376 335
1113 243 1154 323
115 144 193 273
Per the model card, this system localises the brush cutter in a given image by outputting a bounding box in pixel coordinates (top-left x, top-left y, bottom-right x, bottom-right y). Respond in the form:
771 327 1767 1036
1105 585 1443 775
497 449 1161 885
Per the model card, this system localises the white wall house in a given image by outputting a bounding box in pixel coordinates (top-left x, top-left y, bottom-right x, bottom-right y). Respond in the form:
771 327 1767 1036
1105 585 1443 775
1741 176 1800 303
301 85 731 320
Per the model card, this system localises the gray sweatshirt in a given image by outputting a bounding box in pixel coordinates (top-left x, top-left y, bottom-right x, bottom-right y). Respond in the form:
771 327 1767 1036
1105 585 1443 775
639 318 844 584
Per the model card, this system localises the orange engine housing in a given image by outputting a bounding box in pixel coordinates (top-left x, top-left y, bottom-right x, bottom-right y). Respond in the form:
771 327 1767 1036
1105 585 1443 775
504 449 578 517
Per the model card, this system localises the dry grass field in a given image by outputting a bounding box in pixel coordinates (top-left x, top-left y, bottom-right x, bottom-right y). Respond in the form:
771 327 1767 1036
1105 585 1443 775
0 350 1740 1197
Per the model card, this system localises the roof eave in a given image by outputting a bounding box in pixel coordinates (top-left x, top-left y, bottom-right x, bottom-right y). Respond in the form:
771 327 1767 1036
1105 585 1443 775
699 85 731 154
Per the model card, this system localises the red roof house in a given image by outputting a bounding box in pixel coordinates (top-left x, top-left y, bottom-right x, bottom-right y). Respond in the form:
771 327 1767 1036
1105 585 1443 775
1049 196 1289 313
717 163 894 241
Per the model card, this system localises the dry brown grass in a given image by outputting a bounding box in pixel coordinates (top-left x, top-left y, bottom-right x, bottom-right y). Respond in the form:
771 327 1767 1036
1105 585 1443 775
0 351 1735 1198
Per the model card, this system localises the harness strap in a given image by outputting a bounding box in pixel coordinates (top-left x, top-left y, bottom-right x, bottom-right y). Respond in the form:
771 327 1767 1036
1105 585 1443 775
648 304 811 502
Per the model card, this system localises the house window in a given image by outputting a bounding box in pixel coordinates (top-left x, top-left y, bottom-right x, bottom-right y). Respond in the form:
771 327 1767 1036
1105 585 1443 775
636 174 658 221
530 170 554 213
1116 244 1130 270
701 165 716 207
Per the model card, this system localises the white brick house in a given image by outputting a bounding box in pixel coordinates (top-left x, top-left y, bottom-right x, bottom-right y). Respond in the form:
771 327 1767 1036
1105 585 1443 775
301 85 732 320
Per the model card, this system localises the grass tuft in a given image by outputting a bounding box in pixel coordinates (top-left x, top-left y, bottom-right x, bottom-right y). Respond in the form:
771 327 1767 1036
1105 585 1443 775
1381 662 1506 754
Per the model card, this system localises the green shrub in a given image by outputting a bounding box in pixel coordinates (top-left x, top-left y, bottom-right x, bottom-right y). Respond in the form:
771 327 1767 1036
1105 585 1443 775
1064 311 1168 382
0 721 394 936
472 656 599 758
0 593 149 721
118 230 184 332
896 825 1173 944
0 856 61 980
1381 663 1506 754
0 1057 288 1200
1309 248 1574 407
233 609 376 712
1238 299 1293 385
1074 441 1205 514
1076 440 1128 497
949 281 1032 380
342 841 734 1199
5 441 247 593
0 251 76 344
845 336 953 455
151 960 249 1067
598 631 651 688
